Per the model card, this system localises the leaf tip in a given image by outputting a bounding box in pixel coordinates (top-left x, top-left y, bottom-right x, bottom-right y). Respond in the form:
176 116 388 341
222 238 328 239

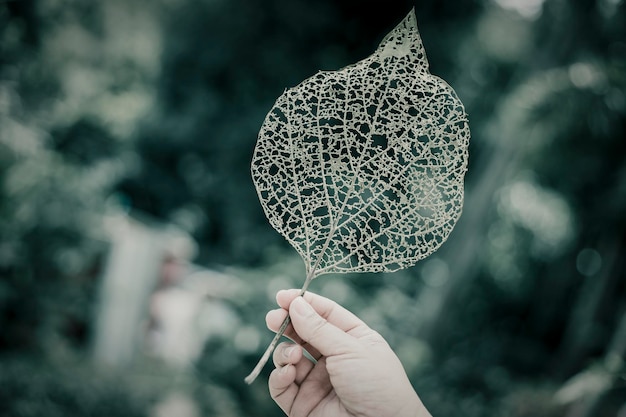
376 8 429 71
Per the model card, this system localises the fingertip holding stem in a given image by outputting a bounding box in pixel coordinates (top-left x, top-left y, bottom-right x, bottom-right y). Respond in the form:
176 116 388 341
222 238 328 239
279 363 291 374
245 282 312 384
290 296 313 317
244 314 292 384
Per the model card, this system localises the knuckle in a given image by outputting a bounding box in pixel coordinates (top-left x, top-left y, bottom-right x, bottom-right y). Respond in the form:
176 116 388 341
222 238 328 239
365 330 389 347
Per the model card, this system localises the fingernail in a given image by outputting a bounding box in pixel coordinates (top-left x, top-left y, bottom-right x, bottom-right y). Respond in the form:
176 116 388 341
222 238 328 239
283 345 294 359
291 297 312 316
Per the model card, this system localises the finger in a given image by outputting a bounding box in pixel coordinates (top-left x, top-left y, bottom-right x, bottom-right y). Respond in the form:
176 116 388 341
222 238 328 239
266 309 323 360
265 308 305 346
289 296 360 357
265 308 292 335
290 357 333 417
268 365 298 415
277 289 370 337
272 342 303 367
271 342 317 386
293 356 316 386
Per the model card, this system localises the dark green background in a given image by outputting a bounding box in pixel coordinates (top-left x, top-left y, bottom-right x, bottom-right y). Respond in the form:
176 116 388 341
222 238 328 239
1 0 625 416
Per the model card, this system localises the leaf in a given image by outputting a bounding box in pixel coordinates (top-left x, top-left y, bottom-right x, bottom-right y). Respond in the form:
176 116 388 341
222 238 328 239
251 9 470 279
245 9 470 384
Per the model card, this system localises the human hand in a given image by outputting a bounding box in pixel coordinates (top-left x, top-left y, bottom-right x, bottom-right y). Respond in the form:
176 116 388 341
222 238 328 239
266 289 431 417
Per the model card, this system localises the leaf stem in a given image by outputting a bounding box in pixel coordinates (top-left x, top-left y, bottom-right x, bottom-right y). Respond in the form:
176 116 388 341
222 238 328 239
244 274 314 384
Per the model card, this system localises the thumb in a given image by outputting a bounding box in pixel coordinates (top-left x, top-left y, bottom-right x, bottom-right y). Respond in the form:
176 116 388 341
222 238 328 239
289 296 358 357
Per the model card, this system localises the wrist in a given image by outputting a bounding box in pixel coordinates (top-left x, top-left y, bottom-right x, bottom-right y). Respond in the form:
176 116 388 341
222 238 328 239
395 395 431 417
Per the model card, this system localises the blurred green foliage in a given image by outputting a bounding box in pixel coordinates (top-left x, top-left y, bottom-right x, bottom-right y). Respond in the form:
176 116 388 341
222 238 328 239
0 358 152 417
1 0 625 416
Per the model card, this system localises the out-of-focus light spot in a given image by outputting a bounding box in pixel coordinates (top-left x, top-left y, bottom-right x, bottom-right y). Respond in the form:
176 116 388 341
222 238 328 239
320 280 350 304
170 204 207 233
568 62 603 89
377 287 412 320
493 0 545 19
396 338 432 374
421 257 450 287
477 9 532 62
576 248 602 276
234 326 260 354
1 118 46 156
97 88 155 138
359 306 385 331
102 1 162 76
196 301 240 340
486 220 525 288
487 221 515 250
55 248 85 276
499 179 574 257
266 275 293 301
152 391 200 417
165 231 198 260
61 64 107 104
598 0 624 18
469 61 497 86
555 367 612 404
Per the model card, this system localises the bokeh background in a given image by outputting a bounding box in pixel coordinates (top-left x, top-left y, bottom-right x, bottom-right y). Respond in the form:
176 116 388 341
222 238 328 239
1 0 625 416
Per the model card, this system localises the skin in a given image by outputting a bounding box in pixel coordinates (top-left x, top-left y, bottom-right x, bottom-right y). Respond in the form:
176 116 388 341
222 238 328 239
266 289 432 417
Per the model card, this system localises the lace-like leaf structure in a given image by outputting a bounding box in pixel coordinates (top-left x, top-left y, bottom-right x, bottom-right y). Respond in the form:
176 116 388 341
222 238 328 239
252 9 470 279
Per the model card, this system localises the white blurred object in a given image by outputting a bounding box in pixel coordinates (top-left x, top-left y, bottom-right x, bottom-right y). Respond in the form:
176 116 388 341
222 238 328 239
151 391 199 417
92 213 196 366
147 266 245 367
148 285 240 366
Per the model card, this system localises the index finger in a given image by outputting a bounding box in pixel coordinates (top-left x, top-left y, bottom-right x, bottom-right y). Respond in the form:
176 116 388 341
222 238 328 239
276 289 370 337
